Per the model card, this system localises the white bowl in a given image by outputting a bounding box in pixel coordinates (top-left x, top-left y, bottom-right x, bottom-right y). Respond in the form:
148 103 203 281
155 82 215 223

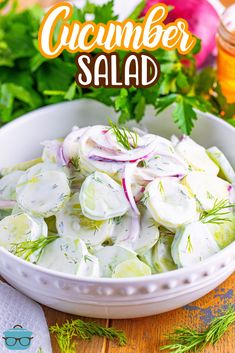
0 100 235 319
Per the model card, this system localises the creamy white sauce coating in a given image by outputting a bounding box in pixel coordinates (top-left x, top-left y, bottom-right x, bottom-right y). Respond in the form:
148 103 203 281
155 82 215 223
0 125 234 278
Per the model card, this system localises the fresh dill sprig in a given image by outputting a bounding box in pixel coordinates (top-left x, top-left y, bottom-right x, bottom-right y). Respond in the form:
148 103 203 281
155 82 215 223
49 319 127 353
200 199 235 224
112 216 123 225
161 306 235 353
108 119 138 150
70 156 80 172
159 226 174 237
186 235 193 253
10 234 59 261
72 204 104 230
158 180 165 195
140 191 150 205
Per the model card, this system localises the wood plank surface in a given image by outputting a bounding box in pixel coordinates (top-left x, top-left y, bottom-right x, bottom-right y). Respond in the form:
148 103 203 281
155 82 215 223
43 274 235 353
4 1 235 352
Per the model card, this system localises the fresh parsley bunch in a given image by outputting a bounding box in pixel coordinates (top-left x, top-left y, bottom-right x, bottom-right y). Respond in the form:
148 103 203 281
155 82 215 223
0 0 234 134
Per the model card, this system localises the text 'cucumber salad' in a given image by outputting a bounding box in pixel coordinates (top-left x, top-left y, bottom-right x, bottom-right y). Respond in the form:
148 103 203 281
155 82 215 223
0 122 235 278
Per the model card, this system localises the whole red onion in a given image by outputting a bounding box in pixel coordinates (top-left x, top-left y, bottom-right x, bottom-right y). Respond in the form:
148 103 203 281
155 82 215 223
142 0 219 67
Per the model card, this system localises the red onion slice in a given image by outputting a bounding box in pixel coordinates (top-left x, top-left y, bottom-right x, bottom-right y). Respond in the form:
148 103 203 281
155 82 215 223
63 126 88 163
0 200 16 209
229 184 235 203
119 211 140 243
122 163 140 215
128 212 140 243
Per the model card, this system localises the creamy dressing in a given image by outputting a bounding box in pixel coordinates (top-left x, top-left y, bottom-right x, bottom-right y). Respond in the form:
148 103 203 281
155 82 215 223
0 124 234 278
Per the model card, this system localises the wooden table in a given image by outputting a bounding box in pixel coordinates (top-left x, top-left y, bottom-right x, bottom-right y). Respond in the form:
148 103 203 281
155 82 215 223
6 1 235 351
44 274 235 353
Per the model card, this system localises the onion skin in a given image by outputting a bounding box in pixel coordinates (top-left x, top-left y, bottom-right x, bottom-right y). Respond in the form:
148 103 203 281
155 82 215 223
0 200 16 209
122 163 140 215
141 0 219 67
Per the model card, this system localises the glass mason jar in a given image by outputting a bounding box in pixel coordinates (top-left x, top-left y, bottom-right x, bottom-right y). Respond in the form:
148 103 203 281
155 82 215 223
217 4 235 103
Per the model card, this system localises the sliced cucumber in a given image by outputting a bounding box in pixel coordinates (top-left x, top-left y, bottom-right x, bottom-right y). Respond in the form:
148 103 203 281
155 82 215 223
38 237 97 275
111 212 139 249
171 221 219 267
145 178 198 229
80 171 129 220
175 136 219 175
95 245 137 277
139 248 157 274
0 213 47 262
0 158 42 176
26 162 69 178
76 240 100 277
111 209 159 255
0 171 24 201
183 172 230 211
207 213 235 249
77 252 100 277
142 154 188 178
56 193 82 237
133 209 159 255
38 237 79 274
112 258 151 278
207 147 235 183
41 139 63 164
152 235 177 272
57 192 114 247
16 170 70 217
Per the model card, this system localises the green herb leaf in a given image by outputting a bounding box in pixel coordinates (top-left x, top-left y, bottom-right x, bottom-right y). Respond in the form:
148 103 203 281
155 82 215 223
128 0 146 20
173 95 197 135
71 203 104 230
0 1 234 133
200 199 235 224
50 319 127 353
10 234 59 262
92 0 118 24
109 119 138 150
161 306 235 353
0 0 10 10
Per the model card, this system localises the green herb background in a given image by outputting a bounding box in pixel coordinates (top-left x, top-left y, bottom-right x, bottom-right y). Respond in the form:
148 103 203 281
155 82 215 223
0 0 235 134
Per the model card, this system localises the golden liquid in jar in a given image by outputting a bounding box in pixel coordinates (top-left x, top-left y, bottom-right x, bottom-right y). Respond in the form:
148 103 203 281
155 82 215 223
217 4 235 104
217 37 235 103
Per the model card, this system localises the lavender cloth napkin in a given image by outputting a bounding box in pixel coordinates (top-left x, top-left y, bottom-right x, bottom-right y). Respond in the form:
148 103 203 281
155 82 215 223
0 282 52 353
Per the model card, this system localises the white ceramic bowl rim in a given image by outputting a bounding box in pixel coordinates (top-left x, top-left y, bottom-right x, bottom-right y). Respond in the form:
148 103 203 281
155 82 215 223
0 100 235 284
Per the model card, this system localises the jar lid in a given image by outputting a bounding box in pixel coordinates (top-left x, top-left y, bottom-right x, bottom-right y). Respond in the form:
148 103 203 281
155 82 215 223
219 4 235 46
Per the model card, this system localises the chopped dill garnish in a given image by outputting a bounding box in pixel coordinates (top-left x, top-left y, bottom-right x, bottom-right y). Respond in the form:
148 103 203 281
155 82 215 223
186 235 193 253
108 119 138 150
148 218 159 229
158 180 165 195
72 204 104 230
138 160 148 168
113 216 123 225
70 157 80 172
10 234 59 262
159 226 174 237
102 239 113 246
200 199 235 224
50 319 127 353
140 192 150 205
161 306 235 353
84 254 94 263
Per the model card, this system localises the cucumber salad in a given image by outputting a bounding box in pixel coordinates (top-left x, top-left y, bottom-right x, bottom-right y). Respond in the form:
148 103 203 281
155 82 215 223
0 122 235 278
